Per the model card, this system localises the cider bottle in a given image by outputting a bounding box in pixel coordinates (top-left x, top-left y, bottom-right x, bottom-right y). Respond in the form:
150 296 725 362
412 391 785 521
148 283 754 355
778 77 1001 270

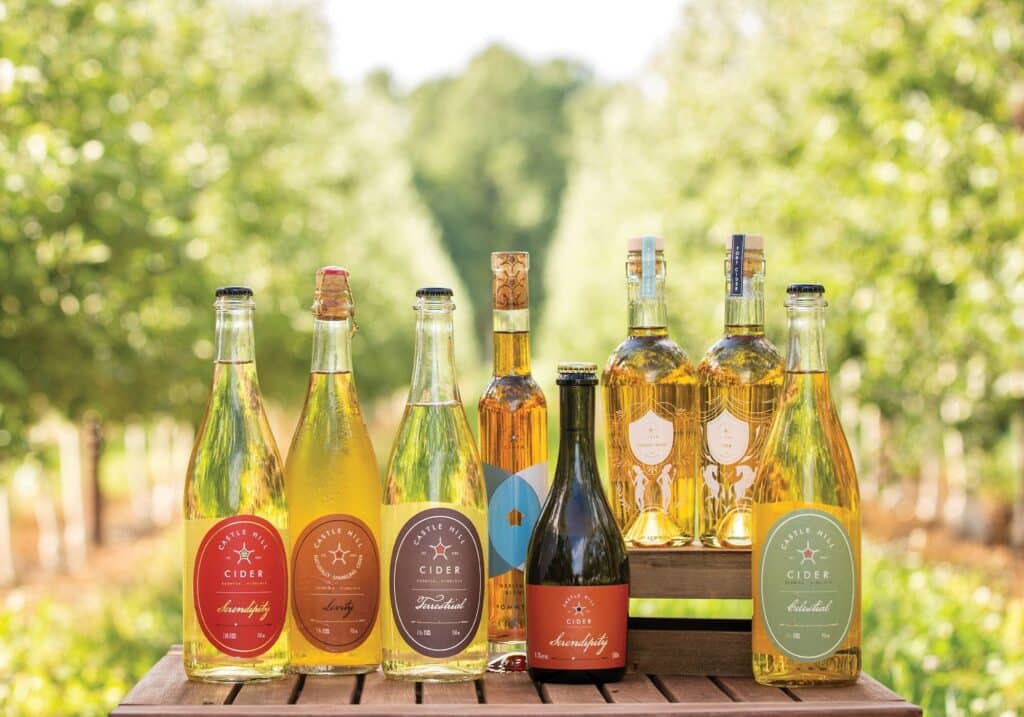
285 267 380 674
478 252 547 672
603 236 698 546
381 288 488 681
698 235 783 547
184 286 288 682
752 284 861 686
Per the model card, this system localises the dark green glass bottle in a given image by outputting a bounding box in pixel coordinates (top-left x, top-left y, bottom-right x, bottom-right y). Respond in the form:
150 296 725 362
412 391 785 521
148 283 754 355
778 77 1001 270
526 363 629 684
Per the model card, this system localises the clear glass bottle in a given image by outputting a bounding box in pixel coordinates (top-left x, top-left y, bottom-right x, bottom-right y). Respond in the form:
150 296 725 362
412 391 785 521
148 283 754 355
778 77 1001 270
526 363 629 685
478 252 547 673
381 287 488 682
603 236 698 546
183 286 288 683
285 267 381 674
752 284 861 687
698 235 783 548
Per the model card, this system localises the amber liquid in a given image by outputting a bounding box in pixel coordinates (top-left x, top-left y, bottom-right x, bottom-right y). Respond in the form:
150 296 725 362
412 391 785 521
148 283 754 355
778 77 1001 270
603 330 698 546
285 371 380 674
698 330 782 547
184 361 288 682
478 332 547 671
752 371 861 686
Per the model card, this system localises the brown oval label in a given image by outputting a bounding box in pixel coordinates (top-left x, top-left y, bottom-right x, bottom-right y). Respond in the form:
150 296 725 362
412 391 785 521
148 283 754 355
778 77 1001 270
390 507 484 658
291 514 379 652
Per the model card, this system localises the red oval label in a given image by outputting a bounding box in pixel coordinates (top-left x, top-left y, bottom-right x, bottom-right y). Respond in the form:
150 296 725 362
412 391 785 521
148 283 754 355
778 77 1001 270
526 584 628 670
291 514 379 652
193 514 288 658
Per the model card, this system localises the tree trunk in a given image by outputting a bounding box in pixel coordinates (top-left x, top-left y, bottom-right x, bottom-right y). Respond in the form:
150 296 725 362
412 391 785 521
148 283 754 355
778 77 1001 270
83 412 104 546
942 428 967 534
1010 411 1024 549
859 404 881 502
35 486 62 573
125 423 152 532
0 485 15 585
914 450 942 525
58 419 87 571
149 418 176 527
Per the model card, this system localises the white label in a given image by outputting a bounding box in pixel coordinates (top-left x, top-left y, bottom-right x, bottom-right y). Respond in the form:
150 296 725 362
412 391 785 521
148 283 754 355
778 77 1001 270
706 408 749 466
628 409 674 465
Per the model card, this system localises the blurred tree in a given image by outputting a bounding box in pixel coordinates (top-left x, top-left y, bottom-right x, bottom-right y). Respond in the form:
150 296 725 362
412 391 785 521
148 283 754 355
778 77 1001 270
540 0 1024 499
405 45 591 349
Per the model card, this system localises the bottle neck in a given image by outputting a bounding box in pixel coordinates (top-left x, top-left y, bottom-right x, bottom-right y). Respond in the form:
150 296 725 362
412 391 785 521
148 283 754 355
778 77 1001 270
785 306 828 373
409 309 460 405
555 383 600 490
311 318 353 373
627 251 668 335
215 306 255 363
724 257 765 336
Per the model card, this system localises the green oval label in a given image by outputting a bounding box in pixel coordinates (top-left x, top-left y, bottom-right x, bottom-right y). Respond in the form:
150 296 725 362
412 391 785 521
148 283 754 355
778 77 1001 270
758 508 856 662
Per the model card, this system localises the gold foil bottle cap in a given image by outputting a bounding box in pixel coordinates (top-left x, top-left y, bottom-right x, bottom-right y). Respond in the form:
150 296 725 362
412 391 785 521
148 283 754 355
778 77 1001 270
312 266 353 320
491 251 529 310
556 361 599 385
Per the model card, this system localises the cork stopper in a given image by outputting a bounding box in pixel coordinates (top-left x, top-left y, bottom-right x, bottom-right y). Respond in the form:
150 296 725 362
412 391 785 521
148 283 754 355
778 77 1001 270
312 266 353 320
491 251 529 310
726 233 764 252
627 236 665 252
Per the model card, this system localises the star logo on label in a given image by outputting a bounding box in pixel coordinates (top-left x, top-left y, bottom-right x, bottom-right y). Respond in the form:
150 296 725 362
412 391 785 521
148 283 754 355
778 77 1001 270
431 537 450 560
797 541 818 565
233 542 255 565
327 542 351 565
506 508 524 527
573 603 586 615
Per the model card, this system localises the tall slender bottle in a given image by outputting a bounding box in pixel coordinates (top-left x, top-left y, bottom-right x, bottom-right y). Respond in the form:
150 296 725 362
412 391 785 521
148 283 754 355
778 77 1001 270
698 235 783 548
752 284 861 686
184 287 288 682
478 252 547 673
526 363 629 684
603 236 698 546
382 287 488 682
285 267 380 674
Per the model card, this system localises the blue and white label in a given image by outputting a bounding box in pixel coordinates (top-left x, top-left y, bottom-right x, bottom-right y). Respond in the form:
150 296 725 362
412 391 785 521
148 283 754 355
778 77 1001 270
484 462 547 577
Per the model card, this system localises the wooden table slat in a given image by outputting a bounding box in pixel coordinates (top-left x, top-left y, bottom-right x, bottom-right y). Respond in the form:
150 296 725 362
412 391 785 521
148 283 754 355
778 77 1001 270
296 675 359 705
602 673 668 704
712 676 794 703
540 682 608 704
420 679 481 704
480 671 542 704
232 675 300 705
358 671 416 705
653 675 733 703
628 546 751 600
120 652 235 706
790 674 907 703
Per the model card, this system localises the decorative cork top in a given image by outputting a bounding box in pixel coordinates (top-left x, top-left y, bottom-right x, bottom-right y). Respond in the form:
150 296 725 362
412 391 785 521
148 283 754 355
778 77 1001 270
726 233 764 251
627 236 665 252
312 266 353 320
491 251 529 310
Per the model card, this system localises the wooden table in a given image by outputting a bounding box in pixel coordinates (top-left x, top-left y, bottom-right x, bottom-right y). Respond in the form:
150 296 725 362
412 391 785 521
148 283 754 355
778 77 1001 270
112 646 922 716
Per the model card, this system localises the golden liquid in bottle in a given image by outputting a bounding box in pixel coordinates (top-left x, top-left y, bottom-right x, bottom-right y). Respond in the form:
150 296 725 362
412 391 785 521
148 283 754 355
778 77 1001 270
479 332 547 670
698 338 782 548
184 361 289 682
381 403 489 682
285 371 380 674
603 331 698 547
752 372 861 686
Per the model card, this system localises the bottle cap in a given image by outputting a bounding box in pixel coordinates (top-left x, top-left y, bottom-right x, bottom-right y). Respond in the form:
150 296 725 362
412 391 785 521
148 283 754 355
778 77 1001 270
491 251 529 310
787 283 825 294
415 287 454 298
313 266 353 320
627 235 665 252
556 362 599 386
215 286 253 298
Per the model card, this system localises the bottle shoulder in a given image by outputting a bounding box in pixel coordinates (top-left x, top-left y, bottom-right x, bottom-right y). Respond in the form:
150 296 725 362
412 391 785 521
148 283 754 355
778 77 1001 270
604 335 695 384
479 374 547 412
698 335 784 386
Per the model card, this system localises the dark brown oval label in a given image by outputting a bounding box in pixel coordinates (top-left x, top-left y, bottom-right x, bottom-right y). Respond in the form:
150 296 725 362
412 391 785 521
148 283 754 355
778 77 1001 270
389 507 484 658
291 514 379 652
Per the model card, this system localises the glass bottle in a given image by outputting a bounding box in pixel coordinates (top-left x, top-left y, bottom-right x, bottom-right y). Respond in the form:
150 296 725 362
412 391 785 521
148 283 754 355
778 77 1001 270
478 252 547 673
285 267 381 675
752 284 861 687
698 235 783 548
526 363 629 684
603 236 698 546
183 286 288 683
381 287 488 682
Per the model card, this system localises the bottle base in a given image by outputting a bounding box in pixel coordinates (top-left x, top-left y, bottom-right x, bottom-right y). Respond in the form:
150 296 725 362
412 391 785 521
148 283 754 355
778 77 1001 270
289 663 378 676
752 649 861 687
185 665 287 683
528 666 625 684
383 665 485 683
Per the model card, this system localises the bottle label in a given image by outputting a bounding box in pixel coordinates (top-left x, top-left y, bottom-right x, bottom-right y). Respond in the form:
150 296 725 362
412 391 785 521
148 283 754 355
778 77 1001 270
390 507 484 658
756 507 857 662
628 409 674 465
484 462 547 577
526 584 628 670
291 514 379 653
193 514 288 658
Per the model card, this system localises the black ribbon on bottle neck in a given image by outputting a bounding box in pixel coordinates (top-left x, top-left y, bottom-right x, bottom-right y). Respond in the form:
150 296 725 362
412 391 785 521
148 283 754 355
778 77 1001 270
729 234 746 297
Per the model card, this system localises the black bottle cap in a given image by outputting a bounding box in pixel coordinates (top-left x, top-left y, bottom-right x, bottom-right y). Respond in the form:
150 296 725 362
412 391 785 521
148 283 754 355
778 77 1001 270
416 287 454 298
556 362 599 386
786 283 825 294
215 286 254 297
